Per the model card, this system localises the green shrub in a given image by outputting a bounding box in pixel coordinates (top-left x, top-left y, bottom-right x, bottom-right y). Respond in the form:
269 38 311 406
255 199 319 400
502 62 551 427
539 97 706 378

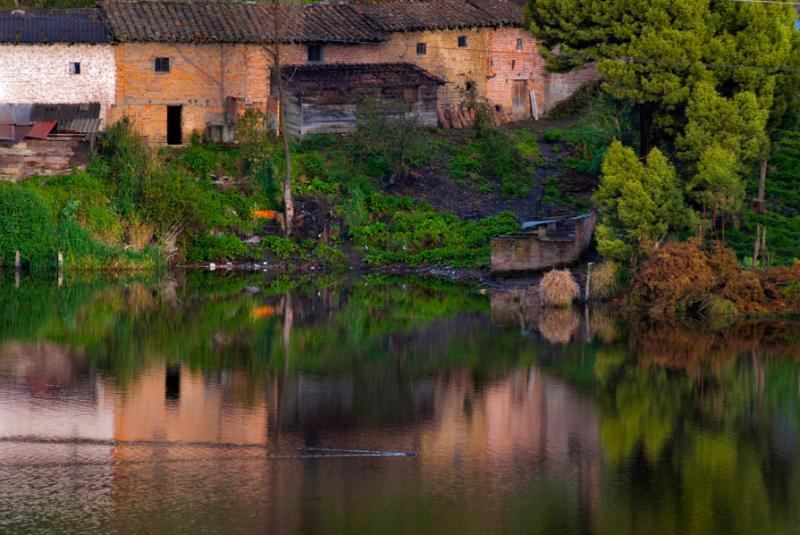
0 184 56 268
313 242 346 268
186 232 248 263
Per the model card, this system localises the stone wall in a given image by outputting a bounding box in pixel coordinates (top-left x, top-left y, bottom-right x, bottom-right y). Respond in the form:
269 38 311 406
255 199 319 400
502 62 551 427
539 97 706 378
490 214 597 274
110 43 270 144
0 138 89 181
0 44 116 125
542 63 600 114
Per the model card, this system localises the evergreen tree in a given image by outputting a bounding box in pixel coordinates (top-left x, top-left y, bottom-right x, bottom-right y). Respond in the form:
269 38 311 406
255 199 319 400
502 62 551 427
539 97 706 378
594 141 696 262
525 0 796 156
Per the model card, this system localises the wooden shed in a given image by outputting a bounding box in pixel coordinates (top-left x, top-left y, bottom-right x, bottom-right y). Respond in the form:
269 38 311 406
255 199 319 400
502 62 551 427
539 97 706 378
278 62 444 136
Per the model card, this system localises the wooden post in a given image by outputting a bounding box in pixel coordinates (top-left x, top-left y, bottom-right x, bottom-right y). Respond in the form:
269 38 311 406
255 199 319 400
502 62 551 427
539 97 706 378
14 250 20 270
57 251 64 270
586 262 594 302
753 225 760 269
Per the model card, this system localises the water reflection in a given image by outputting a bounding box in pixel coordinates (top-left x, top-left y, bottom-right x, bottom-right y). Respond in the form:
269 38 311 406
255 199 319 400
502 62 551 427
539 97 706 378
0 273 798 533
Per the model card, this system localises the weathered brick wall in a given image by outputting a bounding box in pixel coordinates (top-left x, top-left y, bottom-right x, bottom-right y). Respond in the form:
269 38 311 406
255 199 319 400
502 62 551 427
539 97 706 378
0 44 116 125
282 30 489 106
485 27 547 119
110 43 270 144
280 43 386 65
381 29 490 105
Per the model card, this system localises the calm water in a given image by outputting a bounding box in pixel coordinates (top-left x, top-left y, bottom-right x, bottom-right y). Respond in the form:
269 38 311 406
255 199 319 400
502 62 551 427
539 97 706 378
0 272 799 534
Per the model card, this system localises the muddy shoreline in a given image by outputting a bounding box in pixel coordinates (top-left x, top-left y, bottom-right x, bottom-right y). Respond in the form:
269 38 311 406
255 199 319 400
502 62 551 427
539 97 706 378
177 258 593 294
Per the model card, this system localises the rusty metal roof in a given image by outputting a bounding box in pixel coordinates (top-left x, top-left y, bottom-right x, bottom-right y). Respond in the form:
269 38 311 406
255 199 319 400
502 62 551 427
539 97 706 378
281 62 445 92
26 121 57 139
0 10 109 44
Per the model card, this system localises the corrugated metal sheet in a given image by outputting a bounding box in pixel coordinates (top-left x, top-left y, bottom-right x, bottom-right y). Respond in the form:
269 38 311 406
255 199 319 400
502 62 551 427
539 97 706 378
26 121 56 139
56 117 101 134
0 124 14 141
0 104 33 125
0 10 108 44
30 103 100 122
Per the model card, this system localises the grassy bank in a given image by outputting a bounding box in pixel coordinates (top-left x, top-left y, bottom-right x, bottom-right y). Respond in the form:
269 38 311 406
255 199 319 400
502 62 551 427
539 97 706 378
3 100 603 272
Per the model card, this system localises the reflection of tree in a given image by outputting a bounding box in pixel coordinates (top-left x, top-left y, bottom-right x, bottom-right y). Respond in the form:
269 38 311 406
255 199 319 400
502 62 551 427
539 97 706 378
591 322 800 533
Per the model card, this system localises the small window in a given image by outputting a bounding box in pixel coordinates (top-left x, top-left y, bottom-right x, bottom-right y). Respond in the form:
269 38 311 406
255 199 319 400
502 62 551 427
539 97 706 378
155 57 171 73
307 44 323 62
457 35 467 48
403 87 418 104
516 38 524 50
465 80 475 92
69 62 80 75
416 42 427 56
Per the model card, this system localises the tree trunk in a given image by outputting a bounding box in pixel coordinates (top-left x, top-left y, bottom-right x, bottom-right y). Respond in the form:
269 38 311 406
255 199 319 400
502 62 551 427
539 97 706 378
756 158 767 214
270 6 294 237
639 103 653 157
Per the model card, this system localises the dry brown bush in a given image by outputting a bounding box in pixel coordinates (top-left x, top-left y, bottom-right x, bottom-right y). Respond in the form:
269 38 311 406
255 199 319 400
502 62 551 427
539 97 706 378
539 269 579 307
127 220 155 251
630 239 800 316
632 239 716 315
591 261 622 300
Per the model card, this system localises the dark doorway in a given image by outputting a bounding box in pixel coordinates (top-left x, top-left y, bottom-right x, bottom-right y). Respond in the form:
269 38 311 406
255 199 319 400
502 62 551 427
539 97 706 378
167 105 182 145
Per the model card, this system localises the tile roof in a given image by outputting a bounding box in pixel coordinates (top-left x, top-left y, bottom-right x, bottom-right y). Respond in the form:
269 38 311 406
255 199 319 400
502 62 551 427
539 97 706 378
98 0 522 44
281 62 445 92
100 1 385 44
0 9 109 44
355 0 522 33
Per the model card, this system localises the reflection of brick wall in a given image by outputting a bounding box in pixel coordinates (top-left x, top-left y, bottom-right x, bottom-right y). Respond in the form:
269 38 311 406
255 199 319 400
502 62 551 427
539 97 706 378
111 43 270 144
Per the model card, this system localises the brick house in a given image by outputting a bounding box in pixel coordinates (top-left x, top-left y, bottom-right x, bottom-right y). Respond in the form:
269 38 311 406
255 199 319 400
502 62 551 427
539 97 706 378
0 10 115 125
100 0 390 144
0 0 596 144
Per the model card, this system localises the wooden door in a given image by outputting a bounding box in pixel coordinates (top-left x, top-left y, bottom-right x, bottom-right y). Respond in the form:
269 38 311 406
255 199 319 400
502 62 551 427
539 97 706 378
512 80 527 115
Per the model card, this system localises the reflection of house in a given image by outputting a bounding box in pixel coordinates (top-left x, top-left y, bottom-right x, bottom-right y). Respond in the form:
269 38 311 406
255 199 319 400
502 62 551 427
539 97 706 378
111 364 268 447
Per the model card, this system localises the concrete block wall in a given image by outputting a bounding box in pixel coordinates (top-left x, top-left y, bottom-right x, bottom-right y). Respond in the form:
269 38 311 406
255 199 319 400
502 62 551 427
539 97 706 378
0 44 116 125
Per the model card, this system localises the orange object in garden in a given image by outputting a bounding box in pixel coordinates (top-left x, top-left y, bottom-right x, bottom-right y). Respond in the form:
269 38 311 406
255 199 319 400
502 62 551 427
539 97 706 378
251 306 276 319
252 209 279 220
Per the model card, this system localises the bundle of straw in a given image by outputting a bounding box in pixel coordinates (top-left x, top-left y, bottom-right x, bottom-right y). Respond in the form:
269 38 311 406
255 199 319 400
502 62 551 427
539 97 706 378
539 269 579 307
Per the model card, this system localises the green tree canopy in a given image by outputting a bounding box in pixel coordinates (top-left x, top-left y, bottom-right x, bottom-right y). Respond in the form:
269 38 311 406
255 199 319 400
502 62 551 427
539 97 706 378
593 141 697 261
525 0 796 154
